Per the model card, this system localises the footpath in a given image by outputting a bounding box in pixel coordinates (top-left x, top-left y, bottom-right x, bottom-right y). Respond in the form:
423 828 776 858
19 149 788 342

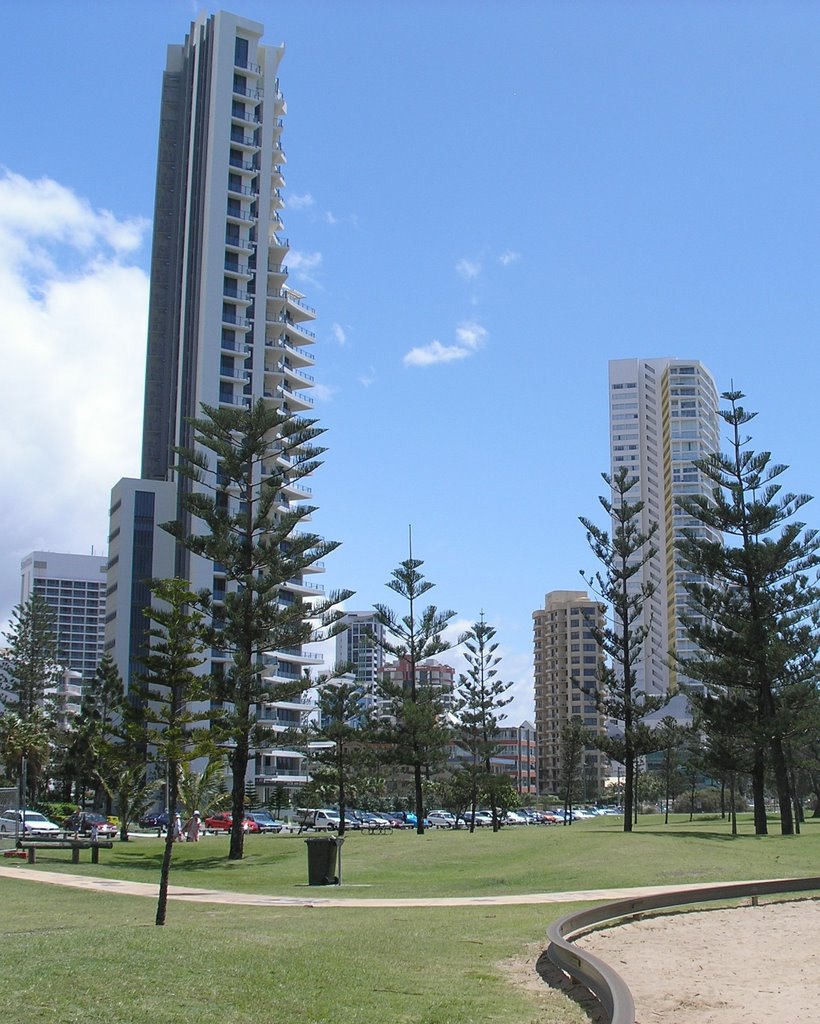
0 865 786 908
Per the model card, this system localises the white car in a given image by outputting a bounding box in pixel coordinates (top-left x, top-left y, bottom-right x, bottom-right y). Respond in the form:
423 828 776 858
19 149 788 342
0 809 61 836
427 810 457 828
503 810 528 825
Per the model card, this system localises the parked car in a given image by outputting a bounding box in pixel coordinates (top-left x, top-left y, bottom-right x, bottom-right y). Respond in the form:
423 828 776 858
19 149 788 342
245 811 284 833
427 810 457 828
0 809 61 836
62 812 117 838
394 811 431 829
503 810 528 825
460 810 494 827
139 811 170 830
294 808 341 831
353 811 392 830
204 811 260 833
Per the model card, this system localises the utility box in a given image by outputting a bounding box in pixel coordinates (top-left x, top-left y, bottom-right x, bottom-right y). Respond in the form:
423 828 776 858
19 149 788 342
305 836 343 885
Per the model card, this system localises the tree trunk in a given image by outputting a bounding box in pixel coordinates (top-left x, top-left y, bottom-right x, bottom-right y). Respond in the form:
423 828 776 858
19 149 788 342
156 765 178 926
414 763 424 835
751 745 768 835
768 732 794 836
230 731 250 860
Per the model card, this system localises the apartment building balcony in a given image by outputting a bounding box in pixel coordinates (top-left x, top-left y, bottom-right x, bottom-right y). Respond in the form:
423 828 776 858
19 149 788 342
268 315 315 343
265 336 315 366
225 233 255 255
277 288 316 321
234 58 262 76
232 82 263 101
229 131 260 151
228 155 256 172
226 207 256 225
264 384 313 409
279 362 314 389
268 233 289 255
283 577 325 597
271 164 286 188
224 257 252 278
222 285 252 304
221 312 252 329
231 107 261 128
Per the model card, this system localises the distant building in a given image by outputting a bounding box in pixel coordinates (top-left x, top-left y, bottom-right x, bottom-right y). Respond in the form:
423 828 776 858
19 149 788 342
334 611 386 710
608 358 720 716
492 720 538 796
20 551 107 684
382 658 456 713
533 590 608 798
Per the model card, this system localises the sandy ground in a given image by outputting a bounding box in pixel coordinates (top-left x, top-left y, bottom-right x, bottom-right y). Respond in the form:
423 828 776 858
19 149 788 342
577 898 820 1023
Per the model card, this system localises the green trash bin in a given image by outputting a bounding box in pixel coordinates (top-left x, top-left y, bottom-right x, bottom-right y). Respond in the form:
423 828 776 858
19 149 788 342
305 836 343 885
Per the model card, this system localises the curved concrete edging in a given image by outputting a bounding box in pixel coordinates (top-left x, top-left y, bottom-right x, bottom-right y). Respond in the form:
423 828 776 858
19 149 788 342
545 875 820 1024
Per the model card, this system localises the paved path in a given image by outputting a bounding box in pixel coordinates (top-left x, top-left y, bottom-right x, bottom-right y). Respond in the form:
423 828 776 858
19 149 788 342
0 865 789 908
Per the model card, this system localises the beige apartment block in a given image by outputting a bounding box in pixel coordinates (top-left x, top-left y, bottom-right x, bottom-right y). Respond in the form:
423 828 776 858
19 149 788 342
533 590 608 799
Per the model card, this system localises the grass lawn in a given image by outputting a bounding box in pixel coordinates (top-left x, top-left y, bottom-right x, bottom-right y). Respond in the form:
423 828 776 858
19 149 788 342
1 814 818 1023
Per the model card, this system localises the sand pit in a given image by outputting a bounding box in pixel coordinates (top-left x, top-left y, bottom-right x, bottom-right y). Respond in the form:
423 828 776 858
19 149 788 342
577 898 819 1023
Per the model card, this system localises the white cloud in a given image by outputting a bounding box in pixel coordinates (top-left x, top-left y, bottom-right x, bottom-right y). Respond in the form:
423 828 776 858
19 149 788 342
286 249 323 286
311 382 336 402
359 367 376 388
331 322 347 346
499 249 521 266
455 258 481 281
403 320 488 368
325 211 337 225
403 340 472 368
287 192 315 210
455 321 487 350
0 171 149 628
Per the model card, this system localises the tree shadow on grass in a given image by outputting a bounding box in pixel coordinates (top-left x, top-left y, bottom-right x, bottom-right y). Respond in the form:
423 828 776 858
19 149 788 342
583 827 743 842
109 853 233 874
534 949 608 1023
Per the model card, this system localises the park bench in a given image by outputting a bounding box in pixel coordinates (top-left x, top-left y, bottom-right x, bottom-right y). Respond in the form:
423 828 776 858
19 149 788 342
17 838 114 865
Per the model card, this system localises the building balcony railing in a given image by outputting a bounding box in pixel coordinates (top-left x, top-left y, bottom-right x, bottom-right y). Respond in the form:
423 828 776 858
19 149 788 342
235 59 262 75
224 259 251 276
227 182 258 198
229 156 256 172
230 132 259 149
233 83 263 100
277 289 316 316
270 315 315 341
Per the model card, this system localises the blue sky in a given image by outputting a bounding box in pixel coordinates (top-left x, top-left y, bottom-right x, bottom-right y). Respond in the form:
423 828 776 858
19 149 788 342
2 1 820 722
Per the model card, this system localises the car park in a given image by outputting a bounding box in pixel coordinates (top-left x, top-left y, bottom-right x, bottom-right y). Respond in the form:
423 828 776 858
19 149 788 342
62 812 118 838
0 810 61 836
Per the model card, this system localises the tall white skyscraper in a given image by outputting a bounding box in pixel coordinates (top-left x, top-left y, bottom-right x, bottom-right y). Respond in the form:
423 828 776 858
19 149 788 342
608 358 720 712
20 551 107 683
106 12 324 798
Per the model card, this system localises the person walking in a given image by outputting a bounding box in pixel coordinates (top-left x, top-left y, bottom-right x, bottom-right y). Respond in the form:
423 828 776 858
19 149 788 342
185 811 202 842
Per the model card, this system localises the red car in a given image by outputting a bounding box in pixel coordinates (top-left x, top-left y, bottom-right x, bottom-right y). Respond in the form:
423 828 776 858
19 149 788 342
203 812 259 833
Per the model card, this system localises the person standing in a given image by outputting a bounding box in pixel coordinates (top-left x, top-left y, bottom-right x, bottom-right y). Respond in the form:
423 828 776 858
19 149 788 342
185 811 202 842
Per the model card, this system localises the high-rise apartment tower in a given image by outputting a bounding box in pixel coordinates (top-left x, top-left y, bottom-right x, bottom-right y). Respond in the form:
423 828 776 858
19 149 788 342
608 358 720 711
533 590 607 797
106 12 323 799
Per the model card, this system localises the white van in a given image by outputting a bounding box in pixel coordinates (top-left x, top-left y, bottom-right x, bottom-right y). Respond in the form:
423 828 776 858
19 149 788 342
295 808 341 831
